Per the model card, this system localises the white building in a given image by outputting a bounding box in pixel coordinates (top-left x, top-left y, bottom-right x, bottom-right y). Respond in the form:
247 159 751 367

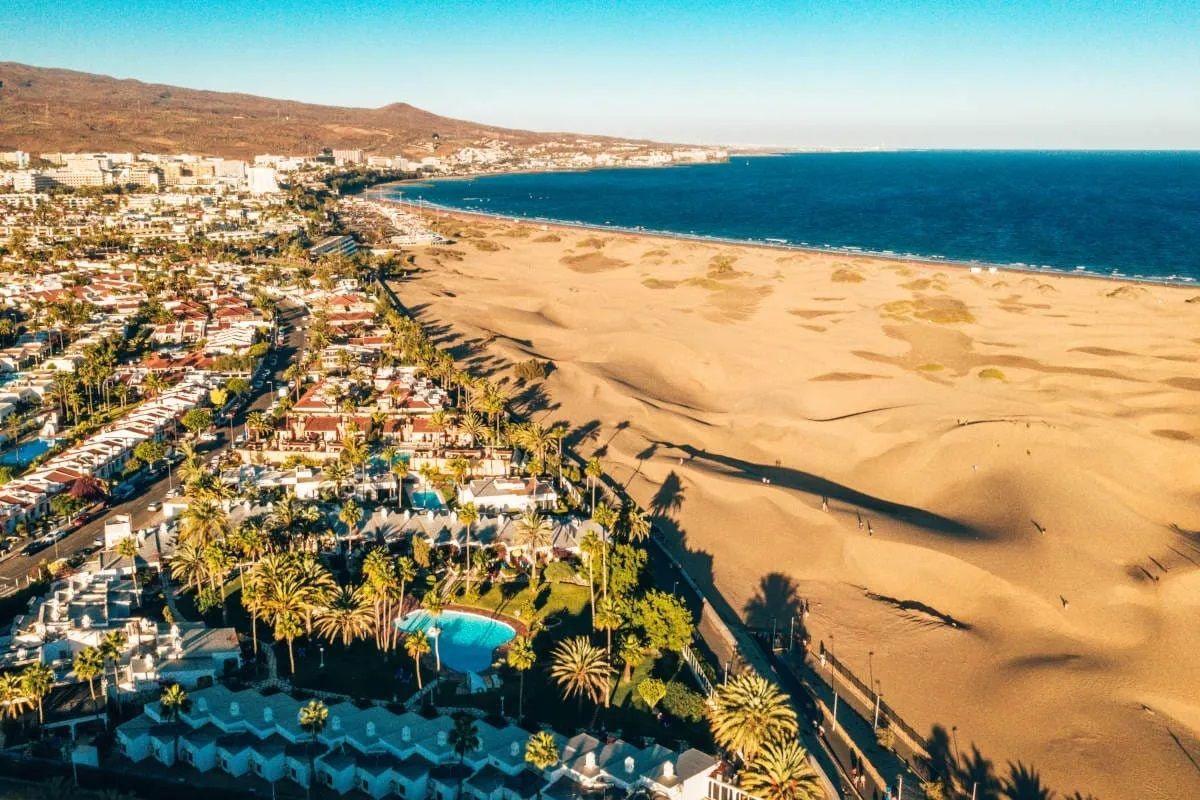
117 685 726 800
247 166 280 195
1 567 240 692
457 477 558 513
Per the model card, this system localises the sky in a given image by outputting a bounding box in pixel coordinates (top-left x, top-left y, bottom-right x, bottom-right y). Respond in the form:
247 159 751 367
2 0 1198 149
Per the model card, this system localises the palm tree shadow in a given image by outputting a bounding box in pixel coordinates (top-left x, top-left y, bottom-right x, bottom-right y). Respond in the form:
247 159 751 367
1003 761 1054 800
742 572 805 631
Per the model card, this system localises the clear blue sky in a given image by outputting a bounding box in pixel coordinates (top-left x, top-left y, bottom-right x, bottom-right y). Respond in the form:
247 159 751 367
2 0 1197 149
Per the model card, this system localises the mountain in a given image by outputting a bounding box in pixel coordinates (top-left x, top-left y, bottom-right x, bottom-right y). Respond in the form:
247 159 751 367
0 62 633 159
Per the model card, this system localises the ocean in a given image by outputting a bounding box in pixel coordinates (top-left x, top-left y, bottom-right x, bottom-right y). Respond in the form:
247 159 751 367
383 151 1200 283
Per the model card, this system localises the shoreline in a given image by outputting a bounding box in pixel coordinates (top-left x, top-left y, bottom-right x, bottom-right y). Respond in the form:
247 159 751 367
369 186 1200 292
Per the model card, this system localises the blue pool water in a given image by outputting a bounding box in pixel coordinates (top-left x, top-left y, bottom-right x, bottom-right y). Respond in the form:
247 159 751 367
409 489 445 510
0 438 52 467
389 151 1200 282
396 610 516 673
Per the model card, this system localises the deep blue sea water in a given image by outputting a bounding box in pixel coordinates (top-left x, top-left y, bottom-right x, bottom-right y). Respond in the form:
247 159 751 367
384 151 1200 283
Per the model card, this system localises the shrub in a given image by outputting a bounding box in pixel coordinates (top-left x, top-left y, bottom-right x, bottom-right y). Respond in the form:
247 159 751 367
514 359 550 382
662 681 704 721
637 678 667 710
978 368 1006 381
542 561 576 584
831 267 865 283
876 726 896 750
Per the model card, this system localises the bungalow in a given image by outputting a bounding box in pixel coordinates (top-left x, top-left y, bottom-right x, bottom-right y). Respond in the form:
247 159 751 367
117 685 729 800
457 477 558 513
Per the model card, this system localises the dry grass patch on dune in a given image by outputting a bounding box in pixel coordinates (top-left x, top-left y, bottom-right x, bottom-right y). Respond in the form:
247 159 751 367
498 226 533 239
831 267 865 283
1106 285 1148 300
810 372 886 381
882 295 976 324
707 254 744 279
561 252 628 273
472 238 504 252
428 247 464 262
576 236 607 249
902 277 949 291
918 363 945 372
978 367 1007 381
533 233 562 243
642 278 679 289
642 248 669 258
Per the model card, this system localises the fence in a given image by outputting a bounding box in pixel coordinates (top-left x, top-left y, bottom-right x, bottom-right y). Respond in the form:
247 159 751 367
815 644 928 761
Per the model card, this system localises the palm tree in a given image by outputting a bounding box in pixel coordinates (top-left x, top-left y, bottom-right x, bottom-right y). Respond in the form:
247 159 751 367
98 630 127 695
549 636 611 710
624 505 652 543
514 509 553 583
315 585 375 646
298 699 328 800
591 503 618 600
73 647 104 701
170 541 209 593
585 457 602 510
740 739 824 800
21 662 54 725
404 631 431 689
361 550 401 652
0 672 32 720
524 730 560 771
449 711 481 765
324 460 352 498
338 498 363 553
706 673 798 762
505 636 535 718
160 683 190 764
115 536 141 600
245 410 271 442
179 497 230 546
617 634 648 684
593 595 621 661
457 502 479 589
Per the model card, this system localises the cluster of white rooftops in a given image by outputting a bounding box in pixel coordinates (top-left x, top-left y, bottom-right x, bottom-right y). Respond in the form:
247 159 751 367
117 684 728 800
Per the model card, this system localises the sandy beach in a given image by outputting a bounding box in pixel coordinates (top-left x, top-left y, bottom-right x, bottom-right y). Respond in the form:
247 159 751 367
392 210 1200 800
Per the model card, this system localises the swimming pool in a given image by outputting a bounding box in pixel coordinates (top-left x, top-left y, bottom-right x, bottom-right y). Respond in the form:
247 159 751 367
396 610 516 673
0 438 53 467
408 487 445 510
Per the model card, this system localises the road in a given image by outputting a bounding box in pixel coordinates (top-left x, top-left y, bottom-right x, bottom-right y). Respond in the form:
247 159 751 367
0 298 308 590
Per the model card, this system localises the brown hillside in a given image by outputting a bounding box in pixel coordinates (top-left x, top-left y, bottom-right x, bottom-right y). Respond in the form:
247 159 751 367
0 62 634 159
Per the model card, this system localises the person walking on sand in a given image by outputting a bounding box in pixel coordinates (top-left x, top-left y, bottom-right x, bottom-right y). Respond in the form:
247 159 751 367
856 511 863 530
867 520 874 536
822 496 829 512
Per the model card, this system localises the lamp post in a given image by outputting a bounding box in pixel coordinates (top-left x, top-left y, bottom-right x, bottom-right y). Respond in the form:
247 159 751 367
319 645 325 670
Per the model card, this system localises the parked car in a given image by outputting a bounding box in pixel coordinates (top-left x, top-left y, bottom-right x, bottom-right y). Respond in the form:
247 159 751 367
21 540 49 556
146 501 162 512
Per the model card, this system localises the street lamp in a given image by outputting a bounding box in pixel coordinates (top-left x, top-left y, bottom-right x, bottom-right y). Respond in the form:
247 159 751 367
319 645 325 670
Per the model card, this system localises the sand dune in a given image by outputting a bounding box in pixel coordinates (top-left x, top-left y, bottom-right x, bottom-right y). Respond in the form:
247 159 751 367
395 212 1200 799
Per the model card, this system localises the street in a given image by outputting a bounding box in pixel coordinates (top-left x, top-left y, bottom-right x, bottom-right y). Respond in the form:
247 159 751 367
0 297 308 590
